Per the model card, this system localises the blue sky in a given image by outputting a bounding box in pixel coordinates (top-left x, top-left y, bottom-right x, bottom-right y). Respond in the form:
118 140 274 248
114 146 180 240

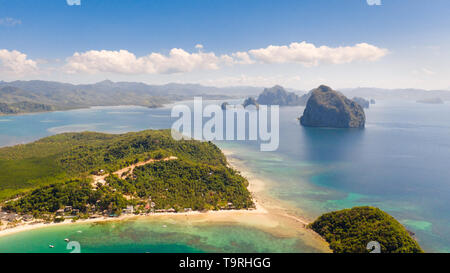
0 0 449 90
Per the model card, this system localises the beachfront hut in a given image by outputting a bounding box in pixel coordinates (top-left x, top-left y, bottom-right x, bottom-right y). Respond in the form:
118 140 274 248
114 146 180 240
4 213 18 222
22 215 33 222
123 205 134 214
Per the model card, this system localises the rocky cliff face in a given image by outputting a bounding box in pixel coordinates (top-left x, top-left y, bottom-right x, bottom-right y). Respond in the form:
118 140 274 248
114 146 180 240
257 85 303 106
243 97 259 108
300 85 365 128
352 97 370 109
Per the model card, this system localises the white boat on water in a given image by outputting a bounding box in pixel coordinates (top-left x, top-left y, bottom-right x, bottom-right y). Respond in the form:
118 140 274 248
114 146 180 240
49 245 54 248
64 238 70 242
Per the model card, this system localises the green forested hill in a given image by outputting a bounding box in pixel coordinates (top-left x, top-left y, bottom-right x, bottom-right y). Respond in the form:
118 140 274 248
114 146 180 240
309 206 423 253
0 82 168 114
0 80 261 115
0 130 253 215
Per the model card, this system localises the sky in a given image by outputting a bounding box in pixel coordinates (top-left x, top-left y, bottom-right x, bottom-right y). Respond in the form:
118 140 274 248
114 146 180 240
0 0 449 90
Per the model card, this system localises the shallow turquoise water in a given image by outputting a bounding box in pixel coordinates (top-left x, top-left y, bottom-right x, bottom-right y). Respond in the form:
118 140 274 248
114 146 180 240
0 101 449 252
0 219 320 253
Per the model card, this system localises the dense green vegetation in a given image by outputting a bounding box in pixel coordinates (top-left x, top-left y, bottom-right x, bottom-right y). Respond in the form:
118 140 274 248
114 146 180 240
0 130 253 215
107 159 252 211
4 180 127 217
309 206 423 253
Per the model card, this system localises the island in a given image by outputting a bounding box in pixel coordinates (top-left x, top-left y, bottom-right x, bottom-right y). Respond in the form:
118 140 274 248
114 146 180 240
256 85 304 106
0 130 254 225
352 97 370 109
300 85 366 128
309 206 423 253
243 97 259 109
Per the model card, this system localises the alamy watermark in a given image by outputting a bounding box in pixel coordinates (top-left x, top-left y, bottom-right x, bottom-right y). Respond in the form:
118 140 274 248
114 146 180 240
171 97 279 152
67 241 81 253
67 0 81 6
367 0 382 6
367 241 381 253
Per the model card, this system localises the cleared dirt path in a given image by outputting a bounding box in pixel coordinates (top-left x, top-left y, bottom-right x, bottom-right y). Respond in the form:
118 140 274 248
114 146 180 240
92 156 178 188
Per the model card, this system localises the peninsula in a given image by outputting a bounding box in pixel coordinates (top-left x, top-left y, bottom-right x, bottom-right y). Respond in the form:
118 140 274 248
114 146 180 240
0 130 254 224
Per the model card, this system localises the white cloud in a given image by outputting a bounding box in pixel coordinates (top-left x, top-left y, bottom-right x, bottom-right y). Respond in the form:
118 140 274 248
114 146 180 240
0 17 21 27
64 41 388 75
412 68 435 76
366 0 382 6
0 49 37 74
248 42 388 66
194 74 303 87
422 68 435 75
67 0 81 6
231 51 255 65
65 48 233 74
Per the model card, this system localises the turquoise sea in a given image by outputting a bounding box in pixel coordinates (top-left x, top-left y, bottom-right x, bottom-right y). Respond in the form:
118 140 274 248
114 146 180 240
0 100 449 253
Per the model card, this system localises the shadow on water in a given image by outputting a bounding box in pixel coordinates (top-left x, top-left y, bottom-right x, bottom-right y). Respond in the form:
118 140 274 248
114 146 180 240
293 126 366 163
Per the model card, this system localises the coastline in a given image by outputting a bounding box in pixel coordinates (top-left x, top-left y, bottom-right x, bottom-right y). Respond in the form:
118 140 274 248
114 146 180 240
0 147 330 252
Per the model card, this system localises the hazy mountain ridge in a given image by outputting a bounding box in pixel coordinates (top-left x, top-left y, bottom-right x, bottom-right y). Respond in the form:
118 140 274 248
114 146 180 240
1 79 449 115
0 80 263 114
340 87 450 101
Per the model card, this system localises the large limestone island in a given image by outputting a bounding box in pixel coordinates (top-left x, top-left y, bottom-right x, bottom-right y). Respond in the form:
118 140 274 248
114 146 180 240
0 130 254 225
300 85 366 128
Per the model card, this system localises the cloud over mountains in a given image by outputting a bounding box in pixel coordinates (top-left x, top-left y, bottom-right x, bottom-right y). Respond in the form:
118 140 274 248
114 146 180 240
0 49 37 74
248 42 388 66
1 41 388 76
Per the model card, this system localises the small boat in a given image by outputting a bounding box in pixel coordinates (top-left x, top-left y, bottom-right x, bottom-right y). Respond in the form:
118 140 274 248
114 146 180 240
64 238 70 242
162 225 167 228
49 245 54 248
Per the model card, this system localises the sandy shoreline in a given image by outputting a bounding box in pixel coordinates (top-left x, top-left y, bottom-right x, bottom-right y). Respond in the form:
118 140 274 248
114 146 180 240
0 147 330 252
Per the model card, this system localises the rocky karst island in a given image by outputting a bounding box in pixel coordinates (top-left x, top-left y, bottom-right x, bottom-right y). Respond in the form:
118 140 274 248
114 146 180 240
300 85 366 128
256 85 304 106
352 97 370 109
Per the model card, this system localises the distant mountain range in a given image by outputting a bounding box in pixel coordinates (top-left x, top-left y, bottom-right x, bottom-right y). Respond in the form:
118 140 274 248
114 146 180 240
0 80 262 114
1 79 449 115
339 87 450 101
